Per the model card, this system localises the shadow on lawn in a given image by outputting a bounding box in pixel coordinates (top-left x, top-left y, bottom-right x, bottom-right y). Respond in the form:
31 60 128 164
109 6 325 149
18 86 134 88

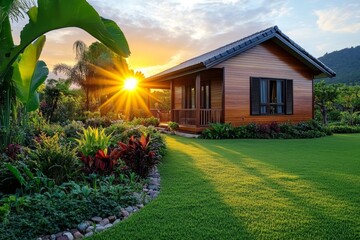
91 136 252 240
179 137 358 239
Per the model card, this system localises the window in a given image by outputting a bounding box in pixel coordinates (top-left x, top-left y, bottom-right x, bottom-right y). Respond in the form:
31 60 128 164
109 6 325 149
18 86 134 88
182 85 196 109
200 82 211 109
250 77 293 115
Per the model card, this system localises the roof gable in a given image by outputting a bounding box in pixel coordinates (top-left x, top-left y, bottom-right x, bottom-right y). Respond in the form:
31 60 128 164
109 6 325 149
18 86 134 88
147 26 336 81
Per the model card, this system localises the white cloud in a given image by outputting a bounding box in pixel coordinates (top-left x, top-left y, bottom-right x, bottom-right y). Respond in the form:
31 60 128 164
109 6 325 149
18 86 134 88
315 5 360 33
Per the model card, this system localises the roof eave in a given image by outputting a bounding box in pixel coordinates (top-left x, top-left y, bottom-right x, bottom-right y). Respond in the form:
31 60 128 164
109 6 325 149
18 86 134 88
146 63 206 82
274 34 336 78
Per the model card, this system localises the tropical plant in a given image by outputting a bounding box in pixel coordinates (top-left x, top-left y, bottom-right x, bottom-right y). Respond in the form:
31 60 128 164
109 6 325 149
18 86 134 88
53 41 138 112
27 133 80 184
76 127 112 157
0 0 130 148
167 121 179 132
80 149 119 175
115 134 157 178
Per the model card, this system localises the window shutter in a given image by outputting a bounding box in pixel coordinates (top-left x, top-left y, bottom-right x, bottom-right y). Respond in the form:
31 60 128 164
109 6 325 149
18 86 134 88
286 80 293 115
250 78 260 115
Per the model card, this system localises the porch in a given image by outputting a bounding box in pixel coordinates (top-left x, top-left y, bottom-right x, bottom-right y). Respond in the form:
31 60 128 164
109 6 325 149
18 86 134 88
147 68 224 133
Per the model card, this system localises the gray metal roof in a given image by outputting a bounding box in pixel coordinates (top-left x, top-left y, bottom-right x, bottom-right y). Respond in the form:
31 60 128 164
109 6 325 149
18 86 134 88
147 26 336 81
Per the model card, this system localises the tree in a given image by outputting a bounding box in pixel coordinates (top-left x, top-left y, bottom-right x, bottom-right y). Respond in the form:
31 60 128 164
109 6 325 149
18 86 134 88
0 0 130 148
314 81 340 125
54 41 144 113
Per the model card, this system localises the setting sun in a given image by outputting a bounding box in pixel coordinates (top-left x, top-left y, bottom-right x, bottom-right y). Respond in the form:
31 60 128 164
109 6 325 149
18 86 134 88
124 77 138 91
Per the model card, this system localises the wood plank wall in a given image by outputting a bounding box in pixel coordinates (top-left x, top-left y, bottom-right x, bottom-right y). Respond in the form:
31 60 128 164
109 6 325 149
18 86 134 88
216 40 314 126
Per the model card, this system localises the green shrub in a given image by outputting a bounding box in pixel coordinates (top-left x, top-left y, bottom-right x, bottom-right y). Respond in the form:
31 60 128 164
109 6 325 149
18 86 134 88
0 177 137 240
329 125 360 133
105 122 129 146
142 126 167 159
131 117 160 127
201 123 236 139
340 111 360 126
76 127 112 157
201 120 330 139
85 117 112 128
27 133 80 185
42 123 64 137
167 121 179 132
63 121 85 138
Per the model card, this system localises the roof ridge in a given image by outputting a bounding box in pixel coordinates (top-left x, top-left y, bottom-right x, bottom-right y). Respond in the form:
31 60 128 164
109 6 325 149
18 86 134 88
176 26 277 66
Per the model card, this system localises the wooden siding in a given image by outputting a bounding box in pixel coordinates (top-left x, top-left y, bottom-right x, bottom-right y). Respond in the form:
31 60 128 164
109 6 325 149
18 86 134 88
211 78 222 109
216 40 314 125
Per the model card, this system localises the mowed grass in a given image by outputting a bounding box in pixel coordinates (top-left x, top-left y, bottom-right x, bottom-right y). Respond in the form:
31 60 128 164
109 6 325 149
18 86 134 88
91 134 360 239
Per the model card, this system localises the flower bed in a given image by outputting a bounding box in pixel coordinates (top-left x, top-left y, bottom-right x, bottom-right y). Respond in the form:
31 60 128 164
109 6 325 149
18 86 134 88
0 119 166 240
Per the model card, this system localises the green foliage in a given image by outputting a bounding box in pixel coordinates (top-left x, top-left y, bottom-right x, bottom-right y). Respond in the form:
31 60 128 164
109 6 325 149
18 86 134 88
116 135 158 178
12 36 49 112
85 116 112 128
201 123 237 139
131 117 160 127
76 127 112 157
314 81 341 124
63 120 85 138
167 121 179 132
340 111 360 126
329 125 360 133
0 0 130 148
201 121 331 139
318 45 360 85
0 177 136 240
28 133 79 185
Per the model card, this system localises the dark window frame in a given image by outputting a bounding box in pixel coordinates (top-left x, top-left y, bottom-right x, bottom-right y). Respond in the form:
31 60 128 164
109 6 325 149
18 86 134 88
200 81 211 109
250 77 293 116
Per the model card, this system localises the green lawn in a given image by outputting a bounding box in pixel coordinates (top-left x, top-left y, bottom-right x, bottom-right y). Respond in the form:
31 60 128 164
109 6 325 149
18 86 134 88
91 134 360 239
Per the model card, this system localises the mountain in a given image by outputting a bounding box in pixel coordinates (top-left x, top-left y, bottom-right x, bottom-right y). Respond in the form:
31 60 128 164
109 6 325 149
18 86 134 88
318 45 360 85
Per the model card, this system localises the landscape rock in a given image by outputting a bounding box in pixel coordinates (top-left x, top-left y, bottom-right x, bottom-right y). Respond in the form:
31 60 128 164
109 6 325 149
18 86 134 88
120 209 130 218
63 232 74 240
50 234 56 240
77 223 88 233
104 223 113 229
73 231 83 240
108 215 116 223
95 226 105 232
113 219 121 225
99 218 109 226
91 216 102 223
56 236 69 240
125 206 134 213
86 226 94 233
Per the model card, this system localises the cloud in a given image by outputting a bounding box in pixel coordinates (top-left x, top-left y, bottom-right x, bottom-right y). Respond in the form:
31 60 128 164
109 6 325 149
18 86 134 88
315 4 360 33
89 0 291 76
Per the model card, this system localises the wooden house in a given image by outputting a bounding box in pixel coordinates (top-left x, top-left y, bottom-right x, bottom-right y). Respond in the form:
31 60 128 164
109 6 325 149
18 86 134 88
145 26 336 133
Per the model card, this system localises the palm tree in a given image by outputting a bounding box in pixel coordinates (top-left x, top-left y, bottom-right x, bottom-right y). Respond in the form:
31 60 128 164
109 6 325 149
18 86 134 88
54 41 136 111
9 0 35 22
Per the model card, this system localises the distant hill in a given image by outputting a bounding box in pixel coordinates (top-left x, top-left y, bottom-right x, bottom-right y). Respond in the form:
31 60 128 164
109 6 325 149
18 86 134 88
318 45 360 85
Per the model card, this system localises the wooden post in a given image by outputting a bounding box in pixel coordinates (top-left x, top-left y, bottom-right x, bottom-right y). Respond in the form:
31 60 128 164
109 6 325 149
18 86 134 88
170 80 174 122
196 74 201 127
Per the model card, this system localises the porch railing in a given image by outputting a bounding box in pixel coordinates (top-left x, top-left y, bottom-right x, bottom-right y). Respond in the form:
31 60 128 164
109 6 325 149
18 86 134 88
149 109 171 122
173 109 222 127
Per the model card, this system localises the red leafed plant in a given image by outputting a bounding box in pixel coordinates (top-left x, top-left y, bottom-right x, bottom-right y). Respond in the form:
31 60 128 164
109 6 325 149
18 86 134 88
114 134 157 178
80 149 118 175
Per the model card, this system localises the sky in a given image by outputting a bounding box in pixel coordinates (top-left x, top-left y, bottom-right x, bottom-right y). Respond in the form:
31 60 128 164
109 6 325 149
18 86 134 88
11 0 360 78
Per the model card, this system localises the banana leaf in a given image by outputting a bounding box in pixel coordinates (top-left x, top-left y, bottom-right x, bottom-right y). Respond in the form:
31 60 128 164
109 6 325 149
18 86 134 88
12 35 49 111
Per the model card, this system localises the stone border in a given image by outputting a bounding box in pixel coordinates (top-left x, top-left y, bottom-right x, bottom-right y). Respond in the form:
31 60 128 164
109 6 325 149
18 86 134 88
37 167 160 240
